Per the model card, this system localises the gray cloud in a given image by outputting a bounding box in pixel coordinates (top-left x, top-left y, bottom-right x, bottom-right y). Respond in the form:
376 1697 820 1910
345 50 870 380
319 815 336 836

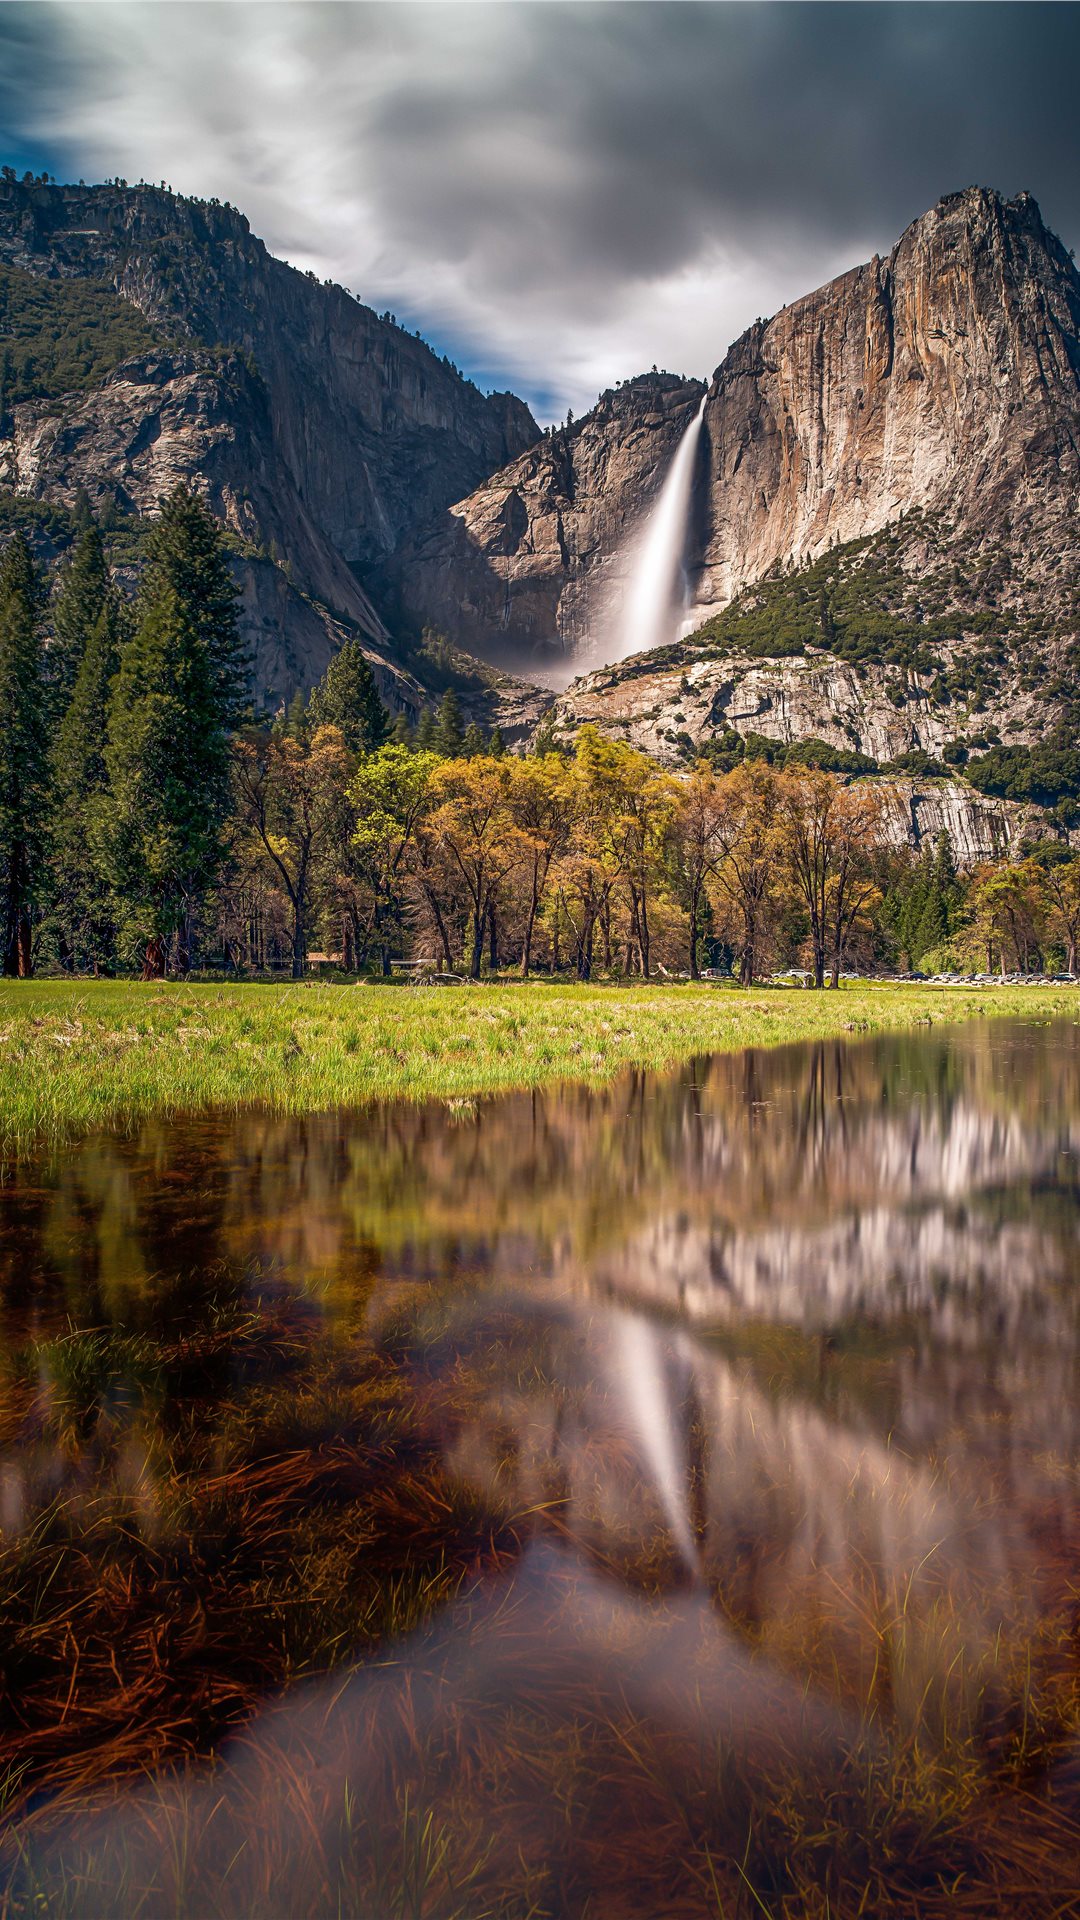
2 2 1079 419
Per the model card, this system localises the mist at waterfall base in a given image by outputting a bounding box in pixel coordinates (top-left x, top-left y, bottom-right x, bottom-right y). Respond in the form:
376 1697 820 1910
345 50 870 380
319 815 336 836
6 1021 1080 1914
609 390 708 668
522 392 709 691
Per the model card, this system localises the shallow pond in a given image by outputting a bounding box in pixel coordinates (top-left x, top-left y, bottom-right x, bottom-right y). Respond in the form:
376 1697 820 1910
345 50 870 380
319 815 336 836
2 1018 1080 1917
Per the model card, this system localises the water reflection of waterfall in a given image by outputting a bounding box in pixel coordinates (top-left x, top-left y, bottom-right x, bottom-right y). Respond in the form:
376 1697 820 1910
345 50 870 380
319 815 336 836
7 1023 1080 1914
612 391 707 663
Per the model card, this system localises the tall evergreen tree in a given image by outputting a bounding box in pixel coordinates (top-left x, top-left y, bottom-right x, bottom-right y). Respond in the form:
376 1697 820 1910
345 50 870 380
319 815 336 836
308 636 389 757
283 688 309 739
434 686 464 758
0 535 48 976
50 524 110 716
51 585 124 970
415 707 437 752
101 486 245 977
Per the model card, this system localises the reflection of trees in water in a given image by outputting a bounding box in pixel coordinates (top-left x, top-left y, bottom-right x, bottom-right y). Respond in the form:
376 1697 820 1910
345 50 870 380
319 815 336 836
5 1019 1080 1338
3 1025 1080 1917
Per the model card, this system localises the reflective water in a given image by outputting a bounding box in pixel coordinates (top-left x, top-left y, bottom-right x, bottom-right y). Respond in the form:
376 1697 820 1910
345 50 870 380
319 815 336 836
2 1020 1080 1916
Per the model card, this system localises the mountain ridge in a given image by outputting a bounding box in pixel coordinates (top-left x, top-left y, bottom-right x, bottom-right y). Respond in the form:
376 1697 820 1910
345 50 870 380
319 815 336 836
393 187 1080 675
3 172 1080 794
0 171 539 705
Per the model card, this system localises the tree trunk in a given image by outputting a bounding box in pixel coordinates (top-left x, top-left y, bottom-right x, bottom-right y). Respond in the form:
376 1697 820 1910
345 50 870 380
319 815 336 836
469 907 483 979
176 913 192 978
739 911 756 986
628 894 642 978
12 907 32 979
688 883 701 980
142 935 167 981
422 884 455 972
488 900 498 972
291 908 305 980
521 877 539 978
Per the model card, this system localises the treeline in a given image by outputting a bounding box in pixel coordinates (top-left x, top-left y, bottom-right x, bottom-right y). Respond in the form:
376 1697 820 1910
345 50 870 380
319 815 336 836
3 488 1080 985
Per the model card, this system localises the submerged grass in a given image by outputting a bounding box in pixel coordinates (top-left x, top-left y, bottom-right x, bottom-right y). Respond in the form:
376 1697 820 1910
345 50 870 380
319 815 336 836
0 977 1076 1149
2 1285 1080 1916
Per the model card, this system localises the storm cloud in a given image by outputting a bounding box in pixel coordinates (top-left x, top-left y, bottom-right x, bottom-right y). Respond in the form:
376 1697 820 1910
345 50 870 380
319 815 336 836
2 2 1078 418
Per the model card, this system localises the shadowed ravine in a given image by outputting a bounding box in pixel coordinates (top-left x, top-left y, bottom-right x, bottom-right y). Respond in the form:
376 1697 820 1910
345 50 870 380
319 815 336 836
2 1019 1080 1916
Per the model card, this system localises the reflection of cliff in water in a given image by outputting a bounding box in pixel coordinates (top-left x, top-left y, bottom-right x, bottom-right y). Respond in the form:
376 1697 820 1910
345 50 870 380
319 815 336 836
5 1020 1080 1916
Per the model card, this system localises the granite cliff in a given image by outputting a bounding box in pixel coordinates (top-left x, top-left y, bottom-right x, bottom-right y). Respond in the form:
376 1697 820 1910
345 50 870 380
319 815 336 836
381 371 706 669
395 188 1080 682
0 174 538 705
5 174 1080 818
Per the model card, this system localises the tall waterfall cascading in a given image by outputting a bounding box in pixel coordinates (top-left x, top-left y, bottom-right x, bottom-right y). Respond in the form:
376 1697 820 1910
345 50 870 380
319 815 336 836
614 392 707 663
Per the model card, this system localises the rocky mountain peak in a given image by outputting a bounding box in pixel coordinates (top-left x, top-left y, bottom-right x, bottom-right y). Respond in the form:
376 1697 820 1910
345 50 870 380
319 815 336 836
0 172 539 706
390 184 1080 678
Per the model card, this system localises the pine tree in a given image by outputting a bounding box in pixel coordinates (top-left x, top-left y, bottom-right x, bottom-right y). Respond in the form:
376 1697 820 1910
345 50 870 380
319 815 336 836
51 583 124 970
0 535 48 976
283 688 309 739
415 707 437 751
308 636 389 756
143 484 247 726
531 710 562 757
101 486 245 977
462 719 486 759
435 687 464 758
391 710 413 748
50 526 110 715
488 725 505 759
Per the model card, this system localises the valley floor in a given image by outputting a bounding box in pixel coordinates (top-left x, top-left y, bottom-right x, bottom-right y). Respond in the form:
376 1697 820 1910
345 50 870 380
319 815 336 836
0 976 1075 1148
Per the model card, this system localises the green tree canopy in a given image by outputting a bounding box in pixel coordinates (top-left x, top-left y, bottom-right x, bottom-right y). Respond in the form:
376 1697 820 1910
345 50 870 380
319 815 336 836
50 522 110 715
51 573 125 971
100 486 244 976
434 687 464 758
0 534 48 975
308 636 389 757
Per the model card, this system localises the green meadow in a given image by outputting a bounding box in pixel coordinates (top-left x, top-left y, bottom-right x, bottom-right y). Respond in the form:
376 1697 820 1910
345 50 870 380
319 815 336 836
1 976 1075 1147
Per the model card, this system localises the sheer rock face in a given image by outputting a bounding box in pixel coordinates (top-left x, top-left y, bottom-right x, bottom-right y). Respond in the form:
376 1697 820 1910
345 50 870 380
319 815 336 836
393 189 1080 669
0 178 538 703
382 373 706 666
692 187 1080 610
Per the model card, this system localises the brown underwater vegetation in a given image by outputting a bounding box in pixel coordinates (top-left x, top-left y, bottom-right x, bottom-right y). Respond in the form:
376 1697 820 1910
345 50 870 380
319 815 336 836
2 1021 1080 1915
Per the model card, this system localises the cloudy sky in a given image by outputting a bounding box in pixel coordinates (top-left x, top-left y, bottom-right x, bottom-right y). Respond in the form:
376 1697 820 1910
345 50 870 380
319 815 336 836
1 2 1078 421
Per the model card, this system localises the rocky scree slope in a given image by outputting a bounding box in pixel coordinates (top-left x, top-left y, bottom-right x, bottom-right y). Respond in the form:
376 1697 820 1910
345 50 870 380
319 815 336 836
0 175 538 706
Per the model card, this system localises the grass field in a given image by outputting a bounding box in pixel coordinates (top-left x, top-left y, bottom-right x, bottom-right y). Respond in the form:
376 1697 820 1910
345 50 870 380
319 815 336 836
0 976 1076 1148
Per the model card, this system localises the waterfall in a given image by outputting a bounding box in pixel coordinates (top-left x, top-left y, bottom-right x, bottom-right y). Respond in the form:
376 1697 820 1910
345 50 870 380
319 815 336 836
611 1313 699 1570
615 392 707 663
